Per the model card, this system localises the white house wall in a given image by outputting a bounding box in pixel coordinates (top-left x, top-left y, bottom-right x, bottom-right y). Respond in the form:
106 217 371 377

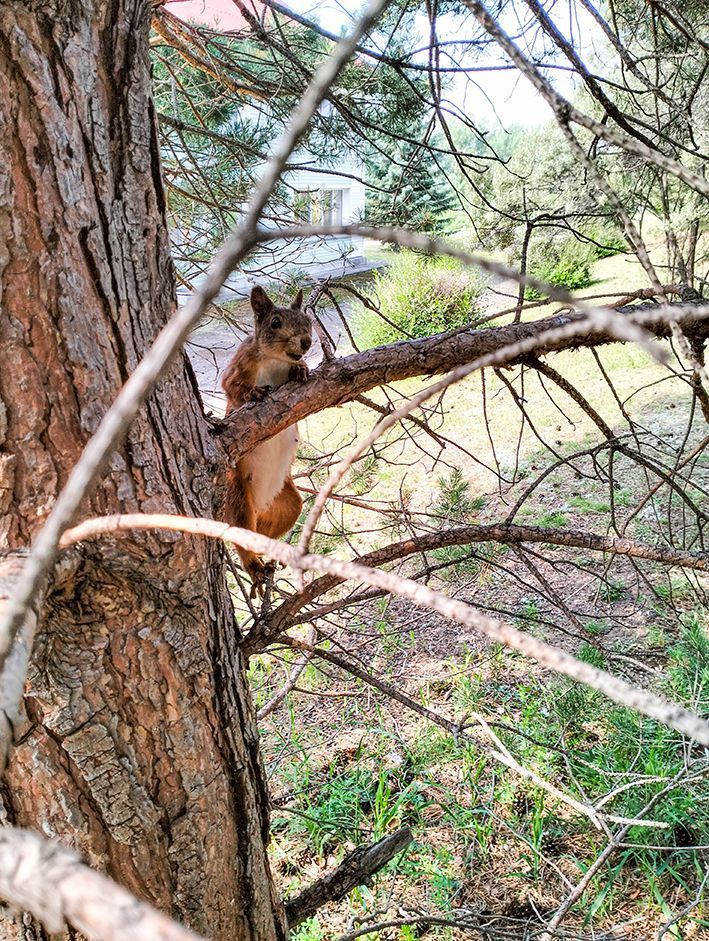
173 105 373 299
240 151 367 282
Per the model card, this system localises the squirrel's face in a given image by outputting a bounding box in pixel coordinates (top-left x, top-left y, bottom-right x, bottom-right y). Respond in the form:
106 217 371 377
251 286 312 363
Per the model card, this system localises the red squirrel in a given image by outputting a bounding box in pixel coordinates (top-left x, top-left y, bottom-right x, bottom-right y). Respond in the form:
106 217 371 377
221 285 312 591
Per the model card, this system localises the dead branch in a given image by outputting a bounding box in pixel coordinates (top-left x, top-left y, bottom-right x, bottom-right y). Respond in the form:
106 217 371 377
461 0 709 198
0 552 38 769
333 913 480 941
538 768 700 941
284 827 413 929
0 827 203 941
152 9 270 100
255 521 709 653
257 624 317 720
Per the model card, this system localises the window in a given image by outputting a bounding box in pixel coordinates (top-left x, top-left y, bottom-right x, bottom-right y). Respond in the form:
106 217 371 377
321 189 343 226
293 188 344 226
294 191 314 223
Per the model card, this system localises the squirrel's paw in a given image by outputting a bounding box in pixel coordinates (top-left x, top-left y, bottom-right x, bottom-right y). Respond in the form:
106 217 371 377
249 385 272 403
289 362 309 383
246 558 276 599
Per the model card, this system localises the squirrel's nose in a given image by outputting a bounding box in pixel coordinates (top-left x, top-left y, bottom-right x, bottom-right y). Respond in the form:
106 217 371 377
301 336 312 353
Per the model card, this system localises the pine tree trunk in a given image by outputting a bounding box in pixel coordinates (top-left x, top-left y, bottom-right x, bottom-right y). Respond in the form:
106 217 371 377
0 3 284 938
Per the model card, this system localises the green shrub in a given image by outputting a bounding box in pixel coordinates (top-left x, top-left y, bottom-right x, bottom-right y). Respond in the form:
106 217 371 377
432 467 485 523
525 223 626 297
526 238 596 297
583 223 628 258
430 468 489 578
356 251 485 348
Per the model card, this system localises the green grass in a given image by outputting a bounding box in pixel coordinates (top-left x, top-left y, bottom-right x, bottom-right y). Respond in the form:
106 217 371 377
272 760 428 857
262 613 709 939
653 575 698 603
568 495 612 513
290 918 326 941
598 578 626 603
584 619 609 636
536 510 568 528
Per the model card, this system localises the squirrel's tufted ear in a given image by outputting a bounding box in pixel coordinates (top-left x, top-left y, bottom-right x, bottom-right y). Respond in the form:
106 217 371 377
291 289 304 309
251 286 274 322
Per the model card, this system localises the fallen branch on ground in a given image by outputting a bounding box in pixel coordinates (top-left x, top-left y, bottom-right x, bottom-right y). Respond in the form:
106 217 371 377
284 827 413 928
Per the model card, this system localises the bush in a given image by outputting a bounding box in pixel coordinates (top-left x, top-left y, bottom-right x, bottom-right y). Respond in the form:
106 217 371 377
525 237 596 298
525 223 627 297
356 251 485 348
584 224 628 259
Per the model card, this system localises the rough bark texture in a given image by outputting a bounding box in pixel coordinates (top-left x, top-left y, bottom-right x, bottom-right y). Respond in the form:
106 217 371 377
0 4 283 939
0 827 203 941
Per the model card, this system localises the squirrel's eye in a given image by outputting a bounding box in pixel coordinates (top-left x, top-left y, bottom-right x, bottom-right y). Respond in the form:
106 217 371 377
270 316 282 329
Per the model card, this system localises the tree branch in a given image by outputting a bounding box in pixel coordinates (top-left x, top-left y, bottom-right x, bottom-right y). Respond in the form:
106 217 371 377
284 827 413 929
56 513 709 747
0 552 38 769
219 298 709 460
262 521 709 645
0 828 203 941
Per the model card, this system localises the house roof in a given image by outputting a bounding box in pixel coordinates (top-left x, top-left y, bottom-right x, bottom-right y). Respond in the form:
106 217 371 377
163 0 264 29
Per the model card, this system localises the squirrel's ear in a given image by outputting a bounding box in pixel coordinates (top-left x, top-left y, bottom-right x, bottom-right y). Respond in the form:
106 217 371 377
291 289 304 309
251 286 274 322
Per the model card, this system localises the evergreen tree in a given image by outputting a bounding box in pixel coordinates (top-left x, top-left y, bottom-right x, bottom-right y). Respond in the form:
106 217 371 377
365 131 456 232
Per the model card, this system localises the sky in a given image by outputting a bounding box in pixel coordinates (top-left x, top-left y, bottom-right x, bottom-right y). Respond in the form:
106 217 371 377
165 0 601 129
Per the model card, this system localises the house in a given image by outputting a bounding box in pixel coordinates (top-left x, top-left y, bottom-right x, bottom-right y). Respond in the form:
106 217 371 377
163 0 372 300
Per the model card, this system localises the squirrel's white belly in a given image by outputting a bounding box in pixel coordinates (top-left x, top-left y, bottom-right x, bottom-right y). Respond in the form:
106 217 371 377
244 354 300 512
243 425 299 511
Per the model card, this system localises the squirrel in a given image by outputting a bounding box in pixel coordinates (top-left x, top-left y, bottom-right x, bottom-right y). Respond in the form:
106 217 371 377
221 285 312 592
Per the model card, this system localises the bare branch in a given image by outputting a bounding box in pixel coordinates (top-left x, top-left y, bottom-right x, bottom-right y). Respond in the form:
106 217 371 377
288 293 706 559
462 0 709 198
262 521 709 647
256 624 316 720
0 827 203 941
57 513 709 746
284 827 413 929
0 552 35 769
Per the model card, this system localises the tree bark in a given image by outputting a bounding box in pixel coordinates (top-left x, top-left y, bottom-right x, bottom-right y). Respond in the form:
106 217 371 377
0 3 283 939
